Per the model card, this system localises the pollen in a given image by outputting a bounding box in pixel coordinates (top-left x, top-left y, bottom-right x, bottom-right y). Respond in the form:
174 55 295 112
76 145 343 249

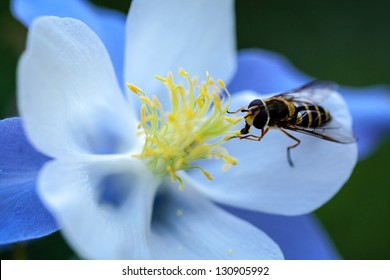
176 209 184 217
128 70 241 189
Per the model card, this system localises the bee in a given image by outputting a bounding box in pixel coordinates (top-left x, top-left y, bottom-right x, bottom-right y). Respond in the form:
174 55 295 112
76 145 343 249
227 80 356 167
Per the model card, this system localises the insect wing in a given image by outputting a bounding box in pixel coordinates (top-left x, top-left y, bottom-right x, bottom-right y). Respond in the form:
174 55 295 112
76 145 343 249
272 80 338 104
286 119 356 144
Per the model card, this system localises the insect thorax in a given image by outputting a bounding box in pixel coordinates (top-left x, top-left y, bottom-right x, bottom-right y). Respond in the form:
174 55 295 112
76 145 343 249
265 99 293 127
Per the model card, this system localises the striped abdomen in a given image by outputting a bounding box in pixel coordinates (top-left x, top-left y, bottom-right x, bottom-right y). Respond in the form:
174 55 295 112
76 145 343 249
293 101 331 128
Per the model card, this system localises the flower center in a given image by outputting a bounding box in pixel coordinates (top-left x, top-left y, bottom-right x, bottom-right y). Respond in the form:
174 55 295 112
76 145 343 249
127 69 241 189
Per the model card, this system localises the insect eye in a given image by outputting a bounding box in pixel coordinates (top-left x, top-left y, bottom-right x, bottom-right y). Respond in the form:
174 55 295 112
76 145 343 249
253 109 268 129
248 99 263 108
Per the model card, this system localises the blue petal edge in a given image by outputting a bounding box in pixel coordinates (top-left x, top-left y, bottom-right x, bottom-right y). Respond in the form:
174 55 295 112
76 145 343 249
222 205 340 260
0 117 58 244
11 0 126 86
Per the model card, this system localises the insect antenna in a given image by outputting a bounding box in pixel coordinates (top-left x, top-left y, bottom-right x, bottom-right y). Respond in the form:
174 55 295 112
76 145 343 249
226 106 248 114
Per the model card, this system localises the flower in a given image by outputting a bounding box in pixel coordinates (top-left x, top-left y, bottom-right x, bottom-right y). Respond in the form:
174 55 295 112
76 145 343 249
12 0 390 159
1 0 357 259
9 3 349 261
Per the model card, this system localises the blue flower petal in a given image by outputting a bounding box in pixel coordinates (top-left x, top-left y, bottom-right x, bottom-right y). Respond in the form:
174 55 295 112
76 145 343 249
223 206 340 260
229 49 390 158
19 17 138 159
0 118 58 244
228 49 309 93
38 157 160 259
150 176 284 259
11 0 126 86
341 86 390 158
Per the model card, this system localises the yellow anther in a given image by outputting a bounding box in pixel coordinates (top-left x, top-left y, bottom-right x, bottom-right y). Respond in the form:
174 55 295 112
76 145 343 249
155 75 166 82
126 83 143 94
222 154 238 165
222 164 232 171
179 68 188 77
202 169 214 181
217 79 226 88
176 209 184 217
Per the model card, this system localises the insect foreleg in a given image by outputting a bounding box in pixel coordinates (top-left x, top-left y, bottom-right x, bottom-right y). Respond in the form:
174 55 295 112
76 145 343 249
279 128 301 167
239 134 262 141
234 127 270 141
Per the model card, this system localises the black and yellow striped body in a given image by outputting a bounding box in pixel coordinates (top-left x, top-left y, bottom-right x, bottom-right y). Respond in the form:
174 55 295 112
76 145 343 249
292 101 331 128
265 98 331 129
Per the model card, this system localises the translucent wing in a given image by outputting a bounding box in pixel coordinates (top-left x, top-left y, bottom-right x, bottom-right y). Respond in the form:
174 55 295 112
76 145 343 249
272 80 338 104
285 118 356 144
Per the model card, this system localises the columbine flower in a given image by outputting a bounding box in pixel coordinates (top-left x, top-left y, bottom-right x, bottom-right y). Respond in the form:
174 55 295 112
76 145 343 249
1 0 357 259
12 0 390 159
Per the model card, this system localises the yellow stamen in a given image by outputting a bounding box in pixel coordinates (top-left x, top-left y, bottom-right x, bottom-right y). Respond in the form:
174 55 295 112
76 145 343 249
126 83 143 94
130 70 238 187
140 96 154 108
152 96 162 110
217 79 226 88
179 68 188 77
224 116 243 125
154 75 166 82
201 169 214 181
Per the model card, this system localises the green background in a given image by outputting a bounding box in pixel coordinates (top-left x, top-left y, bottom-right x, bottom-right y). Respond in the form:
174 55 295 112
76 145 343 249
1 0 389 259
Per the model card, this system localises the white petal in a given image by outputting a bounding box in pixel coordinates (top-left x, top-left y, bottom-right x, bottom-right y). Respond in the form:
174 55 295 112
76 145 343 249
191 90 358 215
149 175 283 259
18 16 138 159
124 0 236 109
38 155 161 259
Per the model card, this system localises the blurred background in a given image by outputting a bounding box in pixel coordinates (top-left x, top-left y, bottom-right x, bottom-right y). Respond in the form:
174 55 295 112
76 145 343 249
1 0 389 259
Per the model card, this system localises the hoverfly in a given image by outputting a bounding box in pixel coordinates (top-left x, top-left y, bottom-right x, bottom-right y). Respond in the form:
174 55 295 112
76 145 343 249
227 80 356 167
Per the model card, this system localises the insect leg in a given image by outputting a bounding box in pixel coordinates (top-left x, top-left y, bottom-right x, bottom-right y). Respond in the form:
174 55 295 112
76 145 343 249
261 127 269 139
279 128 301 167
228 132 261 141
235 127 270 141
239 134 262 141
